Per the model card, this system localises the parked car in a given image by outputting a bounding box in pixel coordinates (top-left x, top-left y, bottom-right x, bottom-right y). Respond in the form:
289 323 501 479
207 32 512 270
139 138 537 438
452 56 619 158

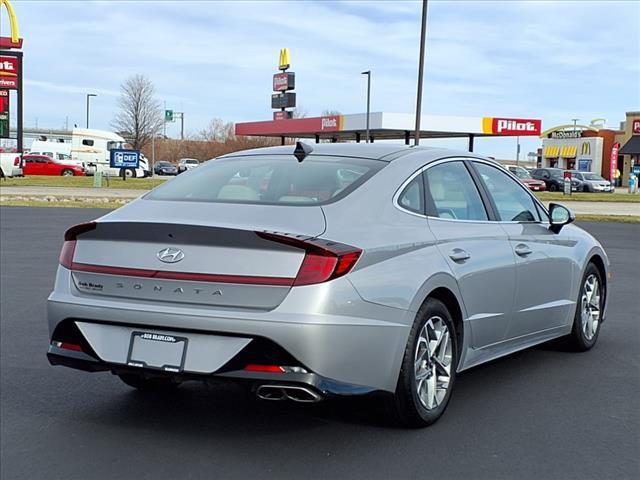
505 165 546 191
531 167 580 192
153 161 178 176
23 155 84 176
569 171 613 193
0 151 23 178
177 158 200 173
47 144 609 428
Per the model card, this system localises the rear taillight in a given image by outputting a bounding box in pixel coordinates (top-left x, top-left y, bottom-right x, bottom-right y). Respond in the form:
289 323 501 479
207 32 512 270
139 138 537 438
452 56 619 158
13 156 20 166
257 232 361 286
59 222 97 269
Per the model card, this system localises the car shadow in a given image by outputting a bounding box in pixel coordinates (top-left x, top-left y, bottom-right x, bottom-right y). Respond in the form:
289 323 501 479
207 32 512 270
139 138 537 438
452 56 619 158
73 340 576 435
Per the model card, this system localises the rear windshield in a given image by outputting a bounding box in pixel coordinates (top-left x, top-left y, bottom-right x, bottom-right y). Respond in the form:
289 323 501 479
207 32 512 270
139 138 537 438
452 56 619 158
147 155 385 205
583 173 604 181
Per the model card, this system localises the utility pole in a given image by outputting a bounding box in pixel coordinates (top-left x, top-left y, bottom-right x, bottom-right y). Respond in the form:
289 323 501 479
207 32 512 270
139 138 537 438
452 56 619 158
85 93 97 128
414 0 428 146
361 71 371 143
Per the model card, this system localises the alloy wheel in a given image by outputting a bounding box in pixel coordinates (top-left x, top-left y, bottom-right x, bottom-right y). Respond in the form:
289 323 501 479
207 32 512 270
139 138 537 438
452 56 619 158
581 274 601 340
414 316 453 410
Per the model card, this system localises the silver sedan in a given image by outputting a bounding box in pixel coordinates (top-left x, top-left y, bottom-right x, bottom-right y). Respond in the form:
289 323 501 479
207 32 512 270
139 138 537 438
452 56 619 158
47 143 609 427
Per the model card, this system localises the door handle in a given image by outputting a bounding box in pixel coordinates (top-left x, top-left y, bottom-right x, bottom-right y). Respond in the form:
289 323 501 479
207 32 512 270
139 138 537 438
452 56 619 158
514 244 532 257
449 249 470 262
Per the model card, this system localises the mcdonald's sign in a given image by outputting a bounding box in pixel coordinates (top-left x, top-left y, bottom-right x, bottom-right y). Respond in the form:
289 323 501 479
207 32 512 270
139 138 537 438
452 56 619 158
580 141 591 157
0 0 23 49
278 48 290 71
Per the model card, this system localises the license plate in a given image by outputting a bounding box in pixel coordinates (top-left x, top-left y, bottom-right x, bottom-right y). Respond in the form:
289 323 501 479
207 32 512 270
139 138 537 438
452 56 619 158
127 331 188 372
533 187 539 190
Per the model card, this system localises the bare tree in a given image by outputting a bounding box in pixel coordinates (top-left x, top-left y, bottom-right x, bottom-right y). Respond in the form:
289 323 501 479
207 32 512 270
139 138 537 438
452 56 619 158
199 118 235 143
291 106 308 119
112 74 163 150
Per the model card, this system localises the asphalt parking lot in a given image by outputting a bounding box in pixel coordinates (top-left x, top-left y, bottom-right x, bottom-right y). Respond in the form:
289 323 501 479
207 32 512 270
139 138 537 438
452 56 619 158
1 206 638 480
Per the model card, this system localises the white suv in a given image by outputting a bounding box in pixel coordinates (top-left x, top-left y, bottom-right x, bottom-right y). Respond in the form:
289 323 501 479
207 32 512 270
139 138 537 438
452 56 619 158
177 158 200 174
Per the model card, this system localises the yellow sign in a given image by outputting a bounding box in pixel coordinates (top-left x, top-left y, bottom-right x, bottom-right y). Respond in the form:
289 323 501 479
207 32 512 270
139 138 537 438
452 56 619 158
581 141 591 156
0 0 22 49
278 48 290 71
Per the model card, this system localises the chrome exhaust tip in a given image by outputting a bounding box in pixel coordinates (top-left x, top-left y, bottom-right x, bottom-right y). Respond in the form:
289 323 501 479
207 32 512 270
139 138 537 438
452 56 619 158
256 385 287 401
256 384 323 403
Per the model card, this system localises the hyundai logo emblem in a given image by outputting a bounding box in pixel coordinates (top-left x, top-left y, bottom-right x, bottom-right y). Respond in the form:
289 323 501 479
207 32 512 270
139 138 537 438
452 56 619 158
157 247 185 263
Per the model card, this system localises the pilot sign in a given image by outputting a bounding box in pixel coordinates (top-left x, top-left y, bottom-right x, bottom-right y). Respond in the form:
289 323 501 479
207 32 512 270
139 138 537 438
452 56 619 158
110 149 140 169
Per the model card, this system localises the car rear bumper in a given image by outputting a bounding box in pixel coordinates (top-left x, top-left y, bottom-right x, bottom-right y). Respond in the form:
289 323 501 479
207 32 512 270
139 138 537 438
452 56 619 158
46 342 376 397
47 267 411 393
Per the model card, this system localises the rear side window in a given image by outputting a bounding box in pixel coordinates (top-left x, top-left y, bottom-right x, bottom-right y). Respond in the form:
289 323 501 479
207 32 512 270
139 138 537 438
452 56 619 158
82 139 94 146
424 161 488 221
148 155 385 205
397 174 424 214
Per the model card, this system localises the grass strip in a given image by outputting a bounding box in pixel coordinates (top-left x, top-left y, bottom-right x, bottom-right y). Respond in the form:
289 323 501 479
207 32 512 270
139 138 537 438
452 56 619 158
535 192 639 203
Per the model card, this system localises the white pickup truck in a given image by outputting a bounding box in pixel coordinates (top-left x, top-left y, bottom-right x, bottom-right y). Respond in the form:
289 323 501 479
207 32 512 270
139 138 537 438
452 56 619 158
0 151 23 178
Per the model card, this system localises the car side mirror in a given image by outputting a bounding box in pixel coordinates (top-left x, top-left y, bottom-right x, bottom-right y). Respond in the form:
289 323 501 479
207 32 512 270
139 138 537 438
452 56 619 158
548 203 575 233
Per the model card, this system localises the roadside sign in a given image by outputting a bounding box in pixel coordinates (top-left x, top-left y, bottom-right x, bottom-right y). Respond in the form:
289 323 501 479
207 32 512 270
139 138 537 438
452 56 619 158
610 143 620 182
0 56 19 89
273 72 295 92
271 92 296 109
165 109 174 122
563 170 572 196
110 149 140 169
0 89 8 113
0 112 9 138
273 111 293 121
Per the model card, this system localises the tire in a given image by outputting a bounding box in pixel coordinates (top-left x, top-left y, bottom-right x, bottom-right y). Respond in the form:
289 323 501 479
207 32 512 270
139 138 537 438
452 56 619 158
125 168 137 178
549 183 558 192
567 263 604 351
61 169 74 177
117 373 181 392
386 298 458 428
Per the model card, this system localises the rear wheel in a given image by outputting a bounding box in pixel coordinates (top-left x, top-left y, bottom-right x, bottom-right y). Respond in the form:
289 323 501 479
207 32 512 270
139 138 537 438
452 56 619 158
549 183 558 192
125 168 137 178
117 373 181 392
567 263 603 351
61 169 75 177
386 298 457 428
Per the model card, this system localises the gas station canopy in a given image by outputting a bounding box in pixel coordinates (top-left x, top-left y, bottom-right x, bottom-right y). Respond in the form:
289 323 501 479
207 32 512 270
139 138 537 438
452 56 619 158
235 112 542 149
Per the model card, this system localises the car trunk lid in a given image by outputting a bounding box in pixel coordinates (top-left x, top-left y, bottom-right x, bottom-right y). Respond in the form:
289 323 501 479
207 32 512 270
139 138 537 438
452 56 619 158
69 200 326 309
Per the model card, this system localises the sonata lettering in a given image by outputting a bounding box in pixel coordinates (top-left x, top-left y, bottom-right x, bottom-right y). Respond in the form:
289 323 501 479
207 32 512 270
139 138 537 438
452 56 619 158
104 279 223 296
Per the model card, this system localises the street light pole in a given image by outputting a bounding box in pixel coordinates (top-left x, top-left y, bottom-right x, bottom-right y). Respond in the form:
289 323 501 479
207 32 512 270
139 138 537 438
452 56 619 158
86 93 97 129
571 118 579 131
414 0 428 146
361 70 371 143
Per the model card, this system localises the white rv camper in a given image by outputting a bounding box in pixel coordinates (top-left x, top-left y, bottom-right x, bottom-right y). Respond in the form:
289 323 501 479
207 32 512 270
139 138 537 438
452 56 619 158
31 129 150 177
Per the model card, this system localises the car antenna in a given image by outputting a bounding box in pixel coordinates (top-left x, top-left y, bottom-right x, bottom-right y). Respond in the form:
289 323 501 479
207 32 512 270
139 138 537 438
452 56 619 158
294 141 313 162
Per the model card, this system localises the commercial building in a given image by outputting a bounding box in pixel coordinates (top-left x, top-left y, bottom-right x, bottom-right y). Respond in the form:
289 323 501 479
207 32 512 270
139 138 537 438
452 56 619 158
540 112 640 183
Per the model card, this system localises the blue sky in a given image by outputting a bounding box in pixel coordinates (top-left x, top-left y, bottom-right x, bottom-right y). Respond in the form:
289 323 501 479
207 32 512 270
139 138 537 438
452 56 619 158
6 0 640 158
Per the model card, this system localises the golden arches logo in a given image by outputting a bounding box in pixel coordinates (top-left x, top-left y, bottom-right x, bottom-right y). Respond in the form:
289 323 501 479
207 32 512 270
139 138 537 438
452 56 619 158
581 142 591 156
278 48 290 71
0 0 22 49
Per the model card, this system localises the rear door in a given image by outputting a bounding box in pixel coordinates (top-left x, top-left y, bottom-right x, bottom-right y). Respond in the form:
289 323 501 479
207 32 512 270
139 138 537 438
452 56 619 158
424 159 516 349
470 160 576 338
